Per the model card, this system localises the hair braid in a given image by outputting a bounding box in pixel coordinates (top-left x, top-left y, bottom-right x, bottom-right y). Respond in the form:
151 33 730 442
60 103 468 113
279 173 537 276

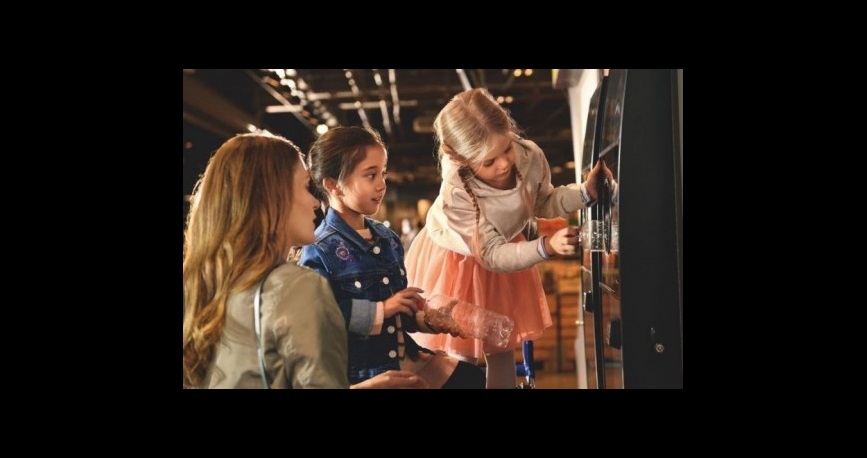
458 167 480 227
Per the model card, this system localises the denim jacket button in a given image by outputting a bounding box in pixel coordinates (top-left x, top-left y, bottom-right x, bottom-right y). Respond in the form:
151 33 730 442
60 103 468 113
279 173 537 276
372 246 381 254
387 325 395 334
354 280 362 289
388 350 397 358
382 277 390 285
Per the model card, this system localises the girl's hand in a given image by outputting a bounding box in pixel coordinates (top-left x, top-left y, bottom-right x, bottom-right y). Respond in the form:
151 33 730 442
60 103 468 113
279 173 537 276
583 160 615 201
421 298 468 338
350 370 429 389
548 226 581 257
383 287 425 318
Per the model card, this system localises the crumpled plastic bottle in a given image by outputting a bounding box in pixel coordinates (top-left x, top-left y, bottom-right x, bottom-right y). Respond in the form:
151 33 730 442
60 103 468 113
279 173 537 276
422 294 515 349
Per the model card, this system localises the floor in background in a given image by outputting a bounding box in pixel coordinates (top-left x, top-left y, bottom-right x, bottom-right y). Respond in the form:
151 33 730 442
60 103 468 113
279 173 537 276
522 369 578 389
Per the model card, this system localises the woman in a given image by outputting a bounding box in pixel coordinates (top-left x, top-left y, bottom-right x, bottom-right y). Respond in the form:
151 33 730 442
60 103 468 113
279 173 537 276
182 132 427 389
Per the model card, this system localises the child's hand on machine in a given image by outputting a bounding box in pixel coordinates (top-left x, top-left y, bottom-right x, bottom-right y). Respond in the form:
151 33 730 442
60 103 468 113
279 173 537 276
584 160 615 201
547 226 580 257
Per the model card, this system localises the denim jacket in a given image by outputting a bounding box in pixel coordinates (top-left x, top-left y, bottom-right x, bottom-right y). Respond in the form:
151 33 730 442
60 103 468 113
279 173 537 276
299 208 426 384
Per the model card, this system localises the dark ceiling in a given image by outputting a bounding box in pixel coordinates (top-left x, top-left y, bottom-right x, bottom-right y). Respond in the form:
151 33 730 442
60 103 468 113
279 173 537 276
183 69 576 201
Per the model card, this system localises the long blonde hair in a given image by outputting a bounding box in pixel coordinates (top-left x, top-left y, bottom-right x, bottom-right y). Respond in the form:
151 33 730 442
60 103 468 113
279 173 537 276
182 132 304 387
433 88 530 262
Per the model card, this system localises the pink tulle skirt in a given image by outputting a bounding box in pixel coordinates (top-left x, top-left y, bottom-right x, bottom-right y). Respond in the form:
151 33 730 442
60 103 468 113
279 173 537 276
405 228 552 363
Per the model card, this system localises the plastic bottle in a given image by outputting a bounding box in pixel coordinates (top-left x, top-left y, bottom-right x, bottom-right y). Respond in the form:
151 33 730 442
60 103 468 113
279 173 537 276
421 294 515 349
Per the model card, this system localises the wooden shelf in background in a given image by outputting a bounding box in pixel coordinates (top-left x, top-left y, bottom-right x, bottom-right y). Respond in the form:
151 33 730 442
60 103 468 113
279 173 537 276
515 260 584 372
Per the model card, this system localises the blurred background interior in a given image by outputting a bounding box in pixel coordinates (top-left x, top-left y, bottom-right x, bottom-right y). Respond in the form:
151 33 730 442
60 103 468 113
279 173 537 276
183 69 579 229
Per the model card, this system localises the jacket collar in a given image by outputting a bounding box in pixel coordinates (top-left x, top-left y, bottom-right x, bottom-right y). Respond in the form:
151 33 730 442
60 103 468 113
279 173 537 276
322 207 391 251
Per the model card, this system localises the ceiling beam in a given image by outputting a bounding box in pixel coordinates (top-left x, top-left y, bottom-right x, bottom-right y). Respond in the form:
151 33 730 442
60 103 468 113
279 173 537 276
183 73 257 136
244 70 316 134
